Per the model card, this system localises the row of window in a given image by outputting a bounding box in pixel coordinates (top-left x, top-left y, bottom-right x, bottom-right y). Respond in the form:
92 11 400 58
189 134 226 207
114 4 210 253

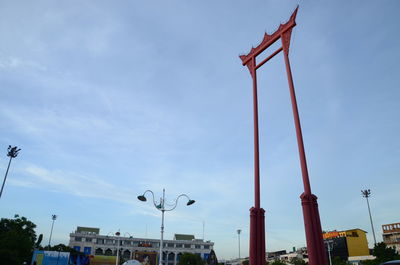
383 223 400 231
73 237 210 249
74 246 208 261
383 234 400 241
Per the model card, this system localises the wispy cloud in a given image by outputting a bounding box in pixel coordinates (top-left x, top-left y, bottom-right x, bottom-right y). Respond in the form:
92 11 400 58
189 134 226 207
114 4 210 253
1 0 399 259
0 56 47 71
12 163 135 205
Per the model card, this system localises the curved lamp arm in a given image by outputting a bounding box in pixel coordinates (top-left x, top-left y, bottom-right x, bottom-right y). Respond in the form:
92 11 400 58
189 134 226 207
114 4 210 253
164 194 195 211
106 231 120 237
124 232 133 238
138 190 159 209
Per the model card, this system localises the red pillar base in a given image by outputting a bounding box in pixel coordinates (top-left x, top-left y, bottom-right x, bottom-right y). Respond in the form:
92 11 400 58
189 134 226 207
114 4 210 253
300 193 327 265
249 207 265 265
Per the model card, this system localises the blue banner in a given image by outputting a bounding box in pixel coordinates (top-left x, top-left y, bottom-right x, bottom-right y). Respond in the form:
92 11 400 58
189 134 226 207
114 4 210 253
73 246 81 252
31 250 70 265
83 247 91 255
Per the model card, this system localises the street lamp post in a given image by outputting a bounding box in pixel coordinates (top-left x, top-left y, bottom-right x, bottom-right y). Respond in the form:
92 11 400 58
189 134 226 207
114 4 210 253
48 214 57 249
362 189 376 245
325 240 333 265
124 232 133 238
106 231 121 264
0 145 21 199
138 189 195 265
237 229 241 260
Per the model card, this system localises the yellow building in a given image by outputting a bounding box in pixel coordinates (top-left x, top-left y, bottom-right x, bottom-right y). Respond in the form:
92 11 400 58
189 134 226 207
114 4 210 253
344 229 370 257
323 228 369 258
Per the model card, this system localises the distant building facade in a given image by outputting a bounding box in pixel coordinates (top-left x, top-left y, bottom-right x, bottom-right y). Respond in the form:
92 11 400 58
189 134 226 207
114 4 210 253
382 222 400 253
69 226 214 265
265 248 308 264
278 248 308 264
323 228 370 261
222 258 245 265
266 250 287 262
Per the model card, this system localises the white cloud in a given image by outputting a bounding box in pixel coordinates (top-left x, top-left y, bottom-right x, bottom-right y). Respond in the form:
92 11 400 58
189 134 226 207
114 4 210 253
16 163 135 205
0 56 47 71
1 0 399 260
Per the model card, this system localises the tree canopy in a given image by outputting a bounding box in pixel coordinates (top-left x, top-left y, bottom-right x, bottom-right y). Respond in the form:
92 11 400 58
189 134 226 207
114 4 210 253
269 260 286 265
49 243 82 254
362 242 400 265
331 256 350 265
0 214 38 265
291 257 308 265
179 253 204 265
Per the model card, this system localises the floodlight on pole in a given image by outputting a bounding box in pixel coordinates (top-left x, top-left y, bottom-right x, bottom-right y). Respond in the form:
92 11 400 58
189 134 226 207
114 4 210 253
48 214 57 248
362 189 377 245
237 229 242 260
137 189 195 265
115 231 120 265
0 145 21 199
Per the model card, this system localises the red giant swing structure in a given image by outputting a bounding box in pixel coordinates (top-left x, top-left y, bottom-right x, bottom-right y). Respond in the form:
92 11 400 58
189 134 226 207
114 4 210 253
239 7 328 265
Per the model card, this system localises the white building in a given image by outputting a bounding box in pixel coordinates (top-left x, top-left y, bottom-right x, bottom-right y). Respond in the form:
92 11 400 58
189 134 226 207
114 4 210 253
279 252 306 263
382 222 400 253
69 226 214 265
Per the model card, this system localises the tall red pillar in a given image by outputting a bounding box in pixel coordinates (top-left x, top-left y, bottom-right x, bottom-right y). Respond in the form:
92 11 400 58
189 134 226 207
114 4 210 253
246 56 266 265
282 33 327 264
240 7 327 265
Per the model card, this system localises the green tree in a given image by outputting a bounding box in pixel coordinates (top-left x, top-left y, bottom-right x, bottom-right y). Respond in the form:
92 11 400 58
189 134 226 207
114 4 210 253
0 214 38 265
243 259 267 265
35 234 43 248
49 243 83 254
331 256 349 265
269 260 286 265
373 242 400 262
179 253 204 265
291 257 308 265
362 242 400 265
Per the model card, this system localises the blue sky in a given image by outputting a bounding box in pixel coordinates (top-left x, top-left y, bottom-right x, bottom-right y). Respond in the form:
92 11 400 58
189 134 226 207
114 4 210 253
0 0 399 260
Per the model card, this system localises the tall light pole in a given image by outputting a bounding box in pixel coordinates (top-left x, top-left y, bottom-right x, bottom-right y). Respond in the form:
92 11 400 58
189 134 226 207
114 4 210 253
237 229 241 260
138 189 195 265
116 231 121 265
48 214 57 248
0 145 21 199
325 240 333 265
362 189 376 245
